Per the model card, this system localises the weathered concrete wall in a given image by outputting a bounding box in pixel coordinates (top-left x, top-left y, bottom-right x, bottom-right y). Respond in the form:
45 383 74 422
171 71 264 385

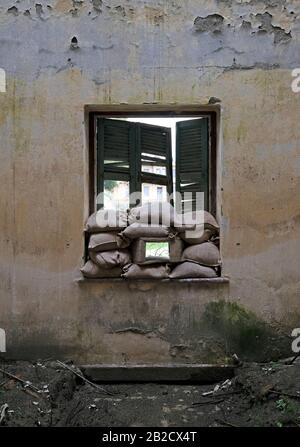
0 0 299 364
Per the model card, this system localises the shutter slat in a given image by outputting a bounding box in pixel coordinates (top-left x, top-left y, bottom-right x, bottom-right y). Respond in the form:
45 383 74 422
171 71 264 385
176 118 209 211
138 122 173 199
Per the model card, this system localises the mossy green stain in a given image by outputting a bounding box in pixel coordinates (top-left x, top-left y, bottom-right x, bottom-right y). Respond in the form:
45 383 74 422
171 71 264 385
201 301 274 358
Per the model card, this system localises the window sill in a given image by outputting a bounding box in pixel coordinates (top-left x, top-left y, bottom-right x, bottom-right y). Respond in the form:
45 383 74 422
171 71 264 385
76 276 229 284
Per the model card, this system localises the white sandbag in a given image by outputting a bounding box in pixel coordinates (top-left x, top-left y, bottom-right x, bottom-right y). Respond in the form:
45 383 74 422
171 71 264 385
128 202 175 226
122 263 170 279
169 262 217 279
89 249 131 269
85 210 128 233
81 260 122 278
89 232 129 252
182 242 221 266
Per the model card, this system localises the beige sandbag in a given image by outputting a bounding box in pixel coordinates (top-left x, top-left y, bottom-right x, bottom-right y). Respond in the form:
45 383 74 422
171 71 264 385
81 260 122 278
180 227 214 245
120 223 173 241
182 242 221 266
88 232 129 252
89 249 131 269
85 210 128 233
174 210 219 232
122 263 170 279
169 262 217 279
128 202 175 226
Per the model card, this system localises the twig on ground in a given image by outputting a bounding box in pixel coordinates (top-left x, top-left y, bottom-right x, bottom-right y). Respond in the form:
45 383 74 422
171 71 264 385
65 400 84 426
192 398 225 406
56 360 114 396
193 390 242 406
215 418 239 427
286 354 300 365
269 389 300 400
0 404 8 425
0 379 10 388
0 366 40 393
22 388 41 400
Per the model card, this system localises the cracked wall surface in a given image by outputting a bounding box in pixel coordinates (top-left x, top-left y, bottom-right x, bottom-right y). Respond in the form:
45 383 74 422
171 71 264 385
0 0 299 364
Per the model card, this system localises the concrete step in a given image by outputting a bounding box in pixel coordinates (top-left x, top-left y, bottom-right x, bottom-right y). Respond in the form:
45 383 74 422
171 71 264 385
80 364 235 383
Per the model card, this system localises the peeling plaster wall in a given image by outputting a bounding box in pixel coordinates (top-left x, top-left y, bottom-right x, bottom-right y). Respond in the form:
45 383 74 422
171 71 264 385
0 0 300 364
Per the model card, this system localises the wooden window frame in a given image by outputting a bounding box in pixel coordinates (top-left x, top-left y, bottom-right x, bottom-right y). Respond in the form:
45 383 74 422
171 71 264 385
88 110 217 216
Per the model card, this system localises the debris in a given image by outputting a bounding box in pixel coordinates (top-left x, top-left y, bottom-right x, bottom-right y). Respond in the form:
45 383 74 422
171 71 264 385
22 388 41 400
269 389 300 400
232 353 242 366
192 398 225 406
285 353 300 365
215 418 239 427
257 384 274 399
202 379 232 396
56 360 113 396
0 379 10 388
0 404 8 425
0 367 40 393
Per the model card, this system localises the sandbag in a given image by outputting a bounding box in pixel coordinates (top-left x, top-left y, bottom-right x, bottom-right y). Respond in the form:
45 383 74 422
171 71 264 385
120 223 173 241
174 210 219 232
85 210 128 233
169 262 217 279
81 260 122 278
89 249 131 269
122 263 170 279
182 242 221 266
180 227 214 245
88 232 129 252
128 202 175 226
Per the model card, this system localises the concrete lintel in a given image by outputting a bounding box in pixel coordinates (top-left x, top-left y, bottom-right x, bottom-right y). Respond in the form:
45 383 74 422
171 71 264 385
80 364 235 383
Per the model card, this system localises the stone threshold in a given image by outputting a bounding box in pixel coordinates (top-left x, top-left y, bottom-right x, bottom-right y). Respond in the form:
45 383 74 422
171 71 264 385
77 277 229 284
80 364 235 383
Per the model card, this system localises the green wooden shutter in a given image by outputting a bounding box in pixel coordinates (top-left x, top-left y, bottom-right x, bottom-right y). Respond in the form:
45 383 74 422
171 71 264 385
96 118 136 209
176 118 209 212
137 122 173 199
96 118 174 209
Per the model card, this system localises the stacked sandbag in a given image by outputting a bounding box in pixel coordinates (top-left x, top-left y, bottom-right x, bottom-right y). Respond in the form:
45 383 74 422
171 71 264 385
82 209 131 279
170 262 217 279
182 242 221 266
89 249 131 269
128 202 175 226
81 261 123 279
119 223 175 244
82 205 221 280
170 211 221 279
85 209 128 232
122 263 170 279
89 232 130 252
117 203 178 278
174 210 219 244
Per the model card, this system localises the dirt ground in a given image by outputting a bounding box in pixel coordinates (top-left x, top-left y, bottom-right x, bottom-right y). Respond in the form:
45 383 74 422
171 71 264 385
1 358 300 427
